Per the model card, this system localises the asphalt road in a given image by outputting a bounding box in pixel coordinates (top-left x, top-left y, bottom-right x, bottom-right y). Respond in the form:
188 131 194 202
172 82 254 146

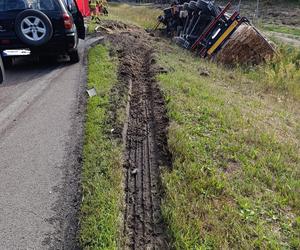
0 37 101 250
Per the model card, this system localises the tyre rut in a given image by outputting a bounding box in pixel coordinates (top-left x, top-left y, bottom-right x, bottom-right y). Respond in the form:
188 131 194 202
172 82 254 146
106 26 171 249
124 51 168 249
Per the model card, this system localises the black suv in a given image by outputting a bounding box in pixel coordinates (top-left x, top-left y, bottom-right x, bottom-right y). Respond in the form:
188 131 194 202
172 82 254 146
0 0 85 65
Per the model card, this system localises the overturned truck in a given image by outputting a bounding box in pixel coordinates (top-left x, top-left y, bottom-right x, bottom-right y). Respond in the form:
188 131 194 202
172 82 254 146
158 0 276 65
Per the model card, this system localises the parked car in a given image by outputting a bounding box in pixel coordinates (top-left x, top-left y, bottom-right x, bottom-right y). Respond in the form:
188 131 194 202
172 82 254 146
0 0 85 65
0 55 4 83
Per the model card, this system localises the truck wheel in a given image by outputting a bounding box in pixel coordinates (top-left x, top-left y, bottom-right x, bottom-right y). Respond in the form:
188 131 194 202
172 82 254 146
174 36 188 48
177 26 183 36
188 1 198 11
15 9 53 46
183 2 189 10
196 0 209 10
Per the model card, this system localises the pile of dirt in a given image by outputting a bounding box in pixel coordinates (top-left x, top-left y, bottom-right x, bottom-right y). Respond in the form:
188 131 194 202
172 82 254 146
95 20 134 34
97 20 172 249
215 23 276 65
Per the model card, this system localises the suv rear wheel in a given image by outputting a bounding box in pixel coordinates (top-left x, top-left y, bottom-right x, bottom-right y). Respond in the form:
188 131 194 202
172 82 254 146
69 28 80 63
69 49 80 64
15 10 53 46
0 58 4 84
2 57 14 68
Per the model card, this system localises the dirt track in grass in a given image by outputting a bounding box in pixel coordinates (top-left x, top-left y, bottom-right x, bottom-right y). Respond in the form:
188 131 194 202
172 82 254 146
97 21 172 249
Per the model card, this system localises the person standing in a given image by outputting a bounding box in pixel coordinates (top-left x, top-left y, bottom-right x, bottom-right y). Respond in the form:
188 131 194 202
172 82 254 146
89 0 97 19
95 0 101 16
101 0 108 16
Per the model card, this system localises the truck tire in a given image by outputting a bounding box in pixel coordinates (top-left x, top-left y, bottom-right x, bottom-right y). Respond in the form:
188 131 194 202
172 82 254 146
196 0 208 10
188 1 198 11
15 9 53 46
183 2 189 10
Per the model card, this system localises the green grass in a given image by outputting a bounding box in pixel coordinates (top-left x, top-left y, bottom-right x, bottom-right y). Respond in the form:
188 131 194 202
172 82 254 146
87 3 160 34
109 3 161 28
89 3 161 29
157 48 300 249
239 44 300 100
262 24 300 37
80 45 123 249
83 4 300 249
87 20 98 34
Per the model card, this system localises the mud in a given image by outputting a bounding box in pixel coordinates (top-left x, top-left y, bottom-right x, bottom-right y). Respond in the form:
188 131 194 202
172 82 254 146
97 21 172 249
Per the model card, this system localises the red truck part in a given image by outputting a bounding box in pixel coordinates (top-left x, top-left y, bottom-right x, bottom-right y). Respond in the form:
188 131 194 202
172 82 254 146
76 0 90 17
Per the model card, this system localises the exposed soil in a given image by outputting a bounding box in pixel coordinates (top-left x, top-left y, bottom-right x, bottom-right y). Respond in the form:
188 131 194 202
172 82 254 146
97 20 172 249
219 0 300 26
152 1 300 26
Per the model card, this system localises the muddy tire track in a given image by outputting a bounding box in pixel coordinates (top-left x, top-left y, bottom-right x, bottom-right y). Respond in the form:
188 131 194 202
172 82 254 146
123 51 169 249
106 24 171 249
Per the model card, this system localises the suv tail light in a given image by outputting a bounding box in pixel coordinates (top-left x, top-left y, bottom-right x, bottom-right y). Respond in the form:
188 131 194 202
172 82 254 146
63 13 73 30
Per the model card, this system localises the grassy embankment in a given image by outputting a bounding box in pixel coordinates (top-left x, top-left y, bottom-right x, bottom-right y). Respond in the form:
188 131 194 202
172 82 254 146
83 3 300 249
80 45 123 249
87 3 160 33
158 50 300 249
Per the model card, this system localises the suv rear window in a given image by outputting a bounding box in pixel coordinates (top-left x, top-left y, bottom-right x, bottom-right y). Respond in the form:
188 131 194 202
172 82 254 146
0 0 59 11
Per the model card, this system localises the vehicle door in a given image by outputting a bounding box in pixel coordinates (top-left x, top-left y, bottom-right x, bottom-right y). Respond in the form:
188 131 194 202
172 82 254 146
65 0 85 39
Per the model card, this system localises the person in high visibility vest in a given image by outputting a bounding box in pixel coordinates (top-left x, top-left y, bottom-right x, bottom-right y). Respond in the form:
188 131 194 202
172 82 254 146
89 0 108 18
89 0 97 19
101 0 108 16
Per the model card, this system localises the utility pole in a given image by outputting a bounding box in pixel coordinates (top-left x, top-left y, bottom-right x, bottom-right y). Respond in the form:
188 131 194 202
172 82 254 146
237 0 242 12
256 0 260 20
